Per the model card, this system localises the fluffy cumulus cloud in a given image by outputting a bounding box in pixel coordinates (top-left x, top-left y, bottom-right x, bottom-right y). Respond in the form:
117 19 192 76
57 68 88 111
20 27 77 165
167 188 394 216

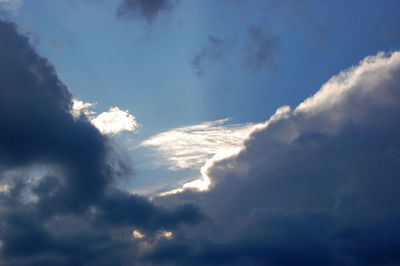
71 99 139 135
0 19 203 265
116 0 177 23
149 51 400 265
91 107 139 135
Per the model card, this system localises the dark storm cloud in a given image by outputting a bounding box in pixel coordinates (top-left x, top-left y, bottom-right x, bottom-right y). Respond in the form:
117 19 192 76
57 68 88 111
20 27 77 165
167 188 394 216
116 0 176 23
0 19 203 265
242 25 280 74
191 35 230 77
150 52 400 265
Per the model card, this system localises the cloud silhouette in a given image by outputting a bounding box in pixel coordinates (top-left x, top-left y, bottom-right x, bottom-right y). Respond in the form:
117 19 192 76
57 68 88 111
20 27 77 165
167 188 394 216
0 19 203 265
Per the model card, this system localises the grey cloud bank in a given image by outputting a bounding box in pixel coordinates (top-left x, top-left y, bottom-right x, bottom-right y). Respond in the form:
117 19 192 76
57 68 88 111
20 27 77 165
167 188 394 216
0 19 202 265
152 51 400 265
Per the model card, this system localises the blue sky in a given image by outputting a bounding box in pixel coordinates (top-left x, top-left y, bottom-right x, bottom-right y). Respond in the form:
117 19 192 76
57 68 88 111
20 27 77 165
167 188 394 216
10 0 400 126
5 0 398 195
2 1 400 264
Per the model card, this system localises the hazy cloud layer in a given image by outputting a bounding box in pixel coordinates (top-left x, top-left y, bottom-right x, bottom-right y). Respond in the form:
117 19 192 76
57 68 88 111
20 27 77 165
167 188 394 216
151 51 400 265
0 19 202 265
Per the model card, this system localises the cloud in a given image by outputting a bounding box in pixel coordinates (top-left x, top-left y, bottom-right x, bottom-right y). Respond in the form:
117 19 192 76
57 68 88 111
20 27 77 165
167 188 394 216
71 99 139 135
149 51 400 264
139 119 260 194
71 98 96 118
0 19 203 265
191 36 231 77
116 0 176 23
140 119 257 170
91 107 139 135
242 25 280 74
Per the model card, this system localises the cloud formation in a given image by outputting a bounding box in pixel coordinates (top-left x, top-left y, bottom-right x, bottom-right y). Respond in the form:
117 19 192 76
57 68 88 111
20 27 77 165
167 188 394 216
242 25 280 74
139 119 260 194
191 27 280 77
72 99 139 135
191 36 231 77
151 51 400 265
91 107 139 135
116 0 176 23
0 19 202 265
140 119 257 170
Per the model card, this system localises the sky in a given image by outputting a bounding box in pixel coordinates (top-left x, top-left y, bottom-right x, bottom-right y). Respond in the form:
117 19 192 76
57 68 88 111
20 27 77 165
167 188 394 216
1 0 400 265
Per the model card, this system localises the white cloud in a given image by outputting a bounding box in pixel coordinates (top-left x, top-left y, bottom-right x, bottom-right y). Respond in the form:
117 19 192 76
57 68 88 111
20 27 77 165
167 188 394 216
91 107 139 135
71 99 96 118
140 119 262 194
294 51 400 134
71 99 139 135
140 119 259 170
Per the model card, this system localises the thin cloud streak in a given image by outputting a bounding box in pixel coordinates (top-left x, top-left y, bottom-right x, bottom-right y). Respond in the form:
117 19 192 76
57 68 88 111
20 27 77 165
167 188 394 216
139 119 262 194
139 119 259 170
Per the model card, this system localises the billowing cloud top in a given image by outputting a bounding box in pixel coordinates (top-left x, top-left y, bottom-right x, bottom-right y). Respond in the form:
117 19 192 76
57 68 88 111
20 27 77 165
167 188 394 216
150 51 400 265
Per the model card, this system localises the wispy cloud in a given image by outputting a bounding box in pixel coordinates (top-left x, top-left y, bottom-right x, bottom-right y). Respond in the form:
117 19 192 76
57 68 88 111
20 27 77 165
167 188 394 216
140 119 257 170
139 119 262 194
